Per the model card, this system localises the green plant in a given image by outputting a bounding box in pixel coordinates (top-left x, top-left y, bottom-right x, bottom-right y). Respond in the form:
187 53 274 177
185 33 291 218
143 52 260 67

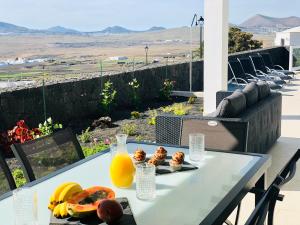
82 142 109 157
135 135 144 143
100 80 117 115
159 79 175 101
228 27 263 53
128 78 140 109
199 106 204 113
80 127 91 143
188 96 196 104
131 111 141 119
12 169 26 188
147 109 158 125
122 123 138 136
161 104 191 116
172 104 192 116
38 117 63 136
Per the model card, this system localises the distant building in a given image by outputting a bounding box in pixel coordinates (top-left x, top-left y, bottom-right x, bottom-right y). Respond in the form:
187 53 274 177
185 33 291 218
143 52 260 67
108 56 128 61
275 26 300 46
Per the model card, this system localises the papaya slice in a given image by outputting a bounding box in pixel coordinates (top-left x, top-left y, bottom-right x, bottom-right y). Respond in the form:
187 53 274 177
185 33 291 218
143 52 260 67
67 186 115 218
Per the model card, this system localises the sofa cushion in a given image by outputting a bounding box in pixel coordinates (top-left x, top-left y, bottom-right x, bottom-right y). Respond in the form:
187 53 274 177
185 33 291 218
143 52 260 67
213 90 247 118
255 81 271 100
242 82 258 107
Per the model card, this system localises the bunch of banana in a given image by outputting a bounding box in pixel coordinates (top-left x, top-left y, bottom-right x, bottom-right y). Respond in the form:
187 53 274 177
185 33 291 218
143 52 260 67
53 202 69 218
48 182 82 218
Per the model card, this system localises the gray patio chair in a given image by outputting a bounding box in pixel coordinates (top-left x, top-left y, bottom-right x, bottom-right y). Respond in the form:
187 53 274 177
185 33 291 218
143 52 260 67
250 55 291 81
238 57 282 89
244 183 281 225
229 60 258 83
227 63 247 91
11 128 85 182
235 149 300 225
259 52 295 77
0 151 16 197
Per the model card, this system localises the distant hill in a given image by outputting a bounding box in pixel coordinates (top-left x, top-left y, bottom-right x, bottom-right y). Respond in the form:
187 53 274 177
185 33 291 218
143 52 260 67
240 14 300 29
0 22 30 33
146 26 166 32
0 22 166 35
46 26 81 34
100 26 134 34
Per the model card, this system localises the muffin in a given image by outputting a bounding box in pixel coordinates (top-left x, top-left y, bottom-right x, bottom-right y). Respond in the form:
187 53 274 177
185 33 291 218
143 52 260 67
155 146 167 155
169 151 185 171
172 151 185 164
133 149 146 164
147 157 159 167
169 159 182 172
154 147 167 164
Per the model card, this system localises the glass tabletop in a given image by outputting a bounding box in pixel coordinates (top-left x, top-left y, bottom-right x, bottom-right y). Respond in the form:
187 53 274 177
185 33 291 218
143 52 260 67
0 143 270 225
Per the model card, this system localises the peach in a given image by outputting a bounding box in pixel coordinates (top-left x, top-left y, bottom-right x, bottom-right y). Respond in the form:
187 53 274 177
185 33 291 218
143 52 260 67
97 199 123 224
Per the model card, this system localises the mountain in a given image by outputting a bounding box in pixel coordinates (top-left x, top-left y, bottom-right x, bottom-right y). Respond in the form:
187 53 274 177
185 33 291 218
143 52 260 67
0 22 166 35
146 26 166 32
0 22 30 33
46 26 81 34
240 14 300 28
100 26 135 34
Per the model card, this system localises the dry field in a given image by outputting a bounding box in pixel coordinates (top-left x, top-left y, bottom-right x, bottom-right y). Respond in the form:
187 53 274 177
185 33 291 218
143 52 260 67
0 27 201 81
0 27 275 81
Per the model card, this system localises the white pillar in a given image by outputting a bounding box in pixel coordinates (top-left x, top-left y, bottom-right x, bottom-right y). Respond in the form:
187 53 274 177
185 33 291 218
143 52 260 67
203 0 229 114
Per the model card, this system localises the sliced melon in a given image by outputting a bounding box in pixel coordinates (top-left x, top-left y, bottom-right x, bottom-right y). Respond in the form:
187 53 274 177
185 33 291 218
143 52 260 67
67 186 115 218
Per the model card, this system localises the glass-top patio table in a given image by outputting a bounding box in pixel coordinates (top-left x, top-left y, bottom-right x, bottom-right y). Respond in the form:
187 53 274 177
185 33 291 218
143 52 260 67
0 142 271 225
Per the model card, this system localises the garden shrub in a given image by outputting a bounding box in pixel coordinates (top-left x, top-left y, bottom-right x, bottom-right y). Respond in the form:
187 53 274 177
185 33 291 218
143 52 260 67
82 142 109 157
122 123 138 136
12 169 26 188
100 80 117 115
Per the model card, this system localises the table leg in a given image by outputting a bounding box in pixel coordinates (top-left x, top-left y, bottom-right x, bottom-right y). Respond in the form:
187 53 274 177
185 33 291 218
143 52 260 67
255 173 266 205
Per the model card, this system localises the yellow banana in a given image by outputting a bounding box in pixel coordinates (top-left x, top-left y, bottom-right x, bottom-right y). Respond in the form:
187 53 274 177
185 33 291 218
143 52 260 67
60 202 69 218
51 182 77 204
48 202 57 211
58 183 82 203
49 194 56 204
53 204 62 218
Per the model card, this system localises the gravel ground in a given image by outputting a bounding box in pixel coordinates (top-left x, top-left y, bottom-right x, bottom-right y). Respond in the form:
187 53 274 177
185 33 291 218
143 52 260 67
6 97 203 172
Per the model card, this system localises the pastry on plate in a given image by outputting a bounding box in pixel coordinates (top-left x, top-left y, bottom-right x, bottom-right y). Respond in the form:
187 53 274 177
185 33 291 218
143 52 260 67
169 151 185 171
133 149 146 164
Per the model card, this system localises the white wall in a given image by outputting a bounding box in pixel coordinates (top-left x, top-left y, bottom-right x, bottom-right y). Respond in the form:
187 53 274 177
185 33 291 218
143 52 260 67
275 33 290 46
203 0 229 114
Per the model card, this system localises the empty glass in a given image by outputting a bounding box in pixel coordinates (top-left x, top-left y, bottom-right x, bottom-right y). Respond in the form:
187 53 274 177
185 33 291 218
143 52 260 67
136 163 156 200
13 187 38 225
189 133 205 161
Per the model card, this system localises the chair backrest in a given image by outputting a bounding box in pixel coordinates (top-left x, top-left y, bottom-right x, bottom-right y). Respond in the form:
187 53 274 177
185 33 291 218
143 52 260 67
244 184 280 225
228 63 234 81
0 151 16 197
238 57 257 76
229 60 248 81
259 53 274 69
11 128 85 182
276 149 300 187
180 119 249 152
250 55 268 74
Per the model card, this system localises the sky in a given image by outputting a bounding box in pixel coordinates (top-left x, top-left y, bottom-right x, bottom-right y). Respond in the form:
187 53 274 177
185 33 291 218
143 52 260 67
0 0 300 31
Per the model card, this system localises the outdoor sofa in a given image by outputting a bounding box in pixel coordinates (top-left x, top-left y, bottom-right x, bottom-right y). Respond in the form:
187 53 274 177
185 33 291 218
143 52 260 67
156 81 282 154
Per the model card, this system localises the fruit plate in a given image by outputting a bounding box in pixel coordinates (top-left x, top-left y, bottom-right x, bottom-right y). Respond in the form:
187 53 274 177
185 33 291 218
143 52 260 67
49 198 136 225
151 156 198 175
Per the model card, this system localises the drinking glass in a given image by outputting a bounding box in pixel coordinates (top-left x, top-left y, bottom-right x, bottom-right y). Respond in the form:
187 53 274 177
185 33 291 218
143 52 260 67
189 133 205 161
13 187 38 225
136 163 156 200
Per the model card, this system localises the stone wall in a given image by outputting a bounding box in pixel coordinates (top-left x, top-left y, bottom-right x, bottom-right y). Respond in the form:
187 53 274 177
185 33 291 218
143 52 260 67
0 46 289 130
0 61 203 129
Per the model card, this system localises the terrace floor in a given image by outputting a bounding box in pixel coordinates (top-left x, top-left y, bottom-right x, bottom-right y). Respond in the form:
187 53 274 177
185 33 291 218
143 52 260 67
228 73 300 225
